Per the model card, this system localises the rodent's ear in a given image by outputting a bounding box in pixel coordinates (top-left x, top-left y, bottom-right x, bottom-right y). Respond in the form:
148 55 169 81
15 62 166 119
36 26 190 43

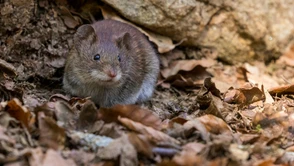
115 32 131 50
74 24 98 51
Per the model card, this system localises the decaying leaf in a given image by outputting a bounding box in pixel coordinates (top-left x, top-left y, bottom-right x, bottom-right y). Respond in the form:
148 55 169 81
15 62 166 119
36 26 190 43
0 59 17 77
77 100 99 131
224 83 265 106
127 133 153 158
161 59 216 79
198 115 231 134
97 134 138 166
54 101 77 130
2 98 35 129
118 117 180 145
98 105 162 130
268 84 294 95
59 6 81 29
38 112 66 150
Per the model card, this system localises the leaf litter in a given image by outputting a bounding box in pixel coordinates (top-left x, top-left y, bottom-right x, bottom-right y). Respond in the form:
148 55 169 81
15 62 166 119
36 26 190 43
0 0 294 166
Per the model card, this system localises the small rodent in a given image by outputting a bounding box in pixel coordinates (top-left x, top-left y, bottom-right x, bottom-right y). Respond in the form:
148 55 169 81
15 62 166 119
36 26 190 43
63 19 160 107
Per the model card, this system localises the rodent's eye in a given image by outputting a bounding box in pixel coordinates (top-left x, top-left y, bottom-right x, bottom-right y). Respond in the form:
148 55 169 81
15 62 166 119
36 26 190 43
118 55 121 62
93 54 100 61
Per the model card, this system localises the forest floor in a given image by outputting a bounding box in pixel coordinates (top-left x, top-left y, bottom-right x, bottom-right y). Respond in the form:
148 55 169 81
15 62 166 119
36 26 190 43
0 0 294 166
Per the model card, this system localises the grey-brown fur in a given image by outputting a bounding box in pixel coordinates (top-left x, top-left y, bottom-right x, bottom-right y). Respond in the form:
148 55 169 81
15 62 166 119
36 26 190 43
63 19 160 107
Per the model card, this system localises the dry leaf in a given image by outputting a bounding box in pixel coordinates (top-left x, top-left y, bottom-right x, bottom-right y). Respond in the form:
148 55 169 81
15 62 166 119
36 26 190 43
268 84 294 95
98 105 162 130
172 151 204 166
197 115 231 134
59 6 81 29
127 133 153 158
0 59 17 77
38 113 66 150
54 101 77 130
183 119 210 142
77 100 99 130
43 149 76 166
161 59 216 79
97 134 138 166
118 117 180 145
2 98 35 129
224 83 265 105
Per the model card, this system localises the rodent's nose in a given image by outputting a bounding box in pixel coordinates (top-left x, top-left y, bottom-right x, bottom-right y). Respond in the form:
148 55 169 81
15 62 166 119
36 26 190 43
107 70 117 78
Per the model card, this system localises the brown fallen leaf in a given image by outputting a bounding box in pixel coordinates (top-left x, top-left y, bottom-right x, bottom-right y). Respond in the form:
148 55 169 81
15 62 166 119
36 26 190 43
224 83 265 106
0 125 15 144
118 117 180 145
98 105 162 130
54 101 77 130
164 65 211 88
2 98 35 129
42 149 76 166
62 150 95 166
59 6 81 29
161 59 216 79
127 133 153 158
28 148 76 166
197 115 231 134
97 134 138 166
38 112 66 150
268 83 294 95
196 78 224 119
183 119 210 142
0 58 17 77
77 100 99 131
0 82 23 103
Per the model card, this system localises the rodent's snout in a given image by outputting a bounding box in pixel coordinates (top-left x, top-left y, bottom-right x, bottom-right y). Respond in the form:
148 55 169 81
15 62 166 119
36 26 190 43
106 70 117 78
104 67 122 82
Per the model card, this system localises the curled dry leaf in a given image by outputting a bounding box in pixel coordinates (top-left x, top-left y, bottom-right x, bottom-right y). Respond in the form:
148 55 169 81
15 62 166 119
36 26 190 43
0 125 15 144
38 112 66 150
171 151 204 166
161 59 215 88
224 83 265 105
268 84 294 96
49 93 70 103
42 149 76 166
98 105 162 130
59 6 81 29
54 101 77 130
97 134 138 166
0 81 23 102
77 100 99 131
161 59 215 79
118 117 180 145
0 58 17 77
197 115 231 134
183 119 210 142
127 133 153 158
166 142 206 166
2 98 35 129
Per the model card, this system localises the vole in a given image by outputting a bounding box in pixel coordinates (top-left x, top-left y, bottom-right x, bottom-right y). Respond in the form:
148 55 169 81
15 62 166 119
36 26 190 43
63 19 160 107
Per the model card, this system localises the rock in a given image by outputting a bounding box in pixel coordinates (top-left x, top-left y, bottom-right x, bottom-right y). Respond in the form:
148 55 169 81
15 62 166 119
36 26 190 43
102 0 294 63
